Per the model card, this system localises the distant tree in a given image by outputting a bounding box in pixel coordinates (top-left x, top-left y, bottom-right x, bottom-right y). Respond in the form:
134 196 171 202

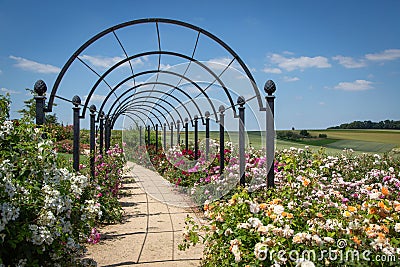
299 130 310 137
328 119 400 130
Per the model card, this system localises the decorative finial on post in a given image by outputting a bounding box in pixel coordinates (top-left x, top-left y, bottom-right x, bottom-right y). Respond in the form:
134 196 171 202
34 80 47 96
237 96 245 106
264 80 276 96
205 111 210 118
219 105 225 114
72 95 81 107
89 104 97 113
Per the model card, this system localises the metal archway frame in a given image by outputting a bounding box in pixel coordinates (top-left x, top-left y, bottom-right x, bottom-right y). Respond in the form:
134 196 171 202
112 99 184 127
112 103 172 129
111 90 194 125
100 82 213 124
46 18 263 116
111 96 185 125
83 52 224 119
112 107 160 129
96 69 219 122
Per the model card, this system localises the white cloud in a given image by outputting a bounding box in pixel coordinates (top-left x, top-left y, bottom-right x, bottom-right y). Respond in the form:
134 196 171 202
79 55 147 69
159 63 172 70
83 94 107 103
334 79 374 91
206 57 240 70
262 67 282 74
319 101 325 106
9 55 60 74
332 55 367 68
0 69 2 74
282 76 299 82
1 87 20 95
365 49 400 61
269 53 331 71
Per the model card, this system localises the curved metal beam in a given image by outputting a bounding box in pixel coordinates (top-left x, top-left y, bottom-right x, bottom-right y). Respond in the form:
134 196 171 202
100 82 211 124
121 113 142 129
96 69 218 122
112 96 185 126
77 51 231 118
111 108 158 129
111 90 194 125
48 18 260 114
111 104 170 130
115 100 182 128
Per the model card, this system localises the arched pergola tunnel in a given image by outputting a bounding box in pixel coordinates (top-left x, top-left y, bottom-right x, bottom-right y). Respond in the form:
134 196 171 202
33 18 277 188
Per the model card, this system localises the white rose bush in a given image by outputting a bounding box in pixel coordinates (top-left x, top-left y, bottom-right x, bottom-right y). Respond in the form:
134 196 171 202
0 95 124 266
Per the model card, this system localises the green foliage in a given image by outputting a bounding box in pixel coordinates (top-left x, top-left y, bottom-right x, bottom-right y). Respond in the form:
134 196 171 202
0 97 101 266
0 94 11 119
329 119 400 130
299 129 310 137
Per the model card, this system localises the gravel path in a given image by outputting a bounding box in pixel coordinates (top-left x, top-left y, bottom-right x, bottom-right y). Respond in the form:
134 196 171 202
84 162 205 266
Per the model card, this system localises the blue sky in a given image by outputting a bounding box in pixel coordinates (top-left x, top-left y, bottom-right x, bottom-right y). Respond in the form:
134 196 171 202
1 0 399 130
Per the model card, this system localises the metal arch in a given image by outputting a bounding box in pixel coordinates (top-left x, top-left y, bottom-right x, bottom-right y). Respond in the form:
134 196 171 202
112 99 183 127
47 18 261 114
99 82 210 124
80 51 227 118
119 104 173 128
121 112 155 129
110 90 194 125
112 103 172 130
97 69 218 122
112 96 185 125
121 113 144 129
111 108 159 129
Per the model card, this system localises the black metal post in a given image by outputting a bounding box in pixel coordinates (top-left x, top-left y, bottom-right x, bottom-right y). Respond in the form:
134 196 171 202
264 80 276 188
72 95 81 172
238 96 246 186
89 105 96 178
184 118 189 151
194 115 199 160
163 123 167 151
177 120 181 146
205 111 210 161
105 117 111 152
34 80 47 126
99 112 104 155
139 125 143 146
170 122 174 148
155 124 159 152
147 125 151 146
219 105 225 175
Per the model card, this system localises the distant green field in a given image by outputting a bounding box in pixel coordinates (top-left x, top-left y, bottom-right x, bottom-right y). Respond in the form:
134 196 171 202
309 129 400 146
124 129 400 155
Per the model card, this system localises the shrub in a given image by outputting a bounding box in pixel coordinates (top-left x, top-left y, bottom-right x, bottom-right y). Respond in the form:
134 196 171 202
180 147 400 266
0 96 100 266
319 133 328 138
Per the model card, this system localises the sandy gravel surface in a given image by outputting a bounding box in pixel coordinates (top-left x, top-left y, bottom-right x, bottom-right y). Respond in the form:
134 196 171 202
84 163 205 267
